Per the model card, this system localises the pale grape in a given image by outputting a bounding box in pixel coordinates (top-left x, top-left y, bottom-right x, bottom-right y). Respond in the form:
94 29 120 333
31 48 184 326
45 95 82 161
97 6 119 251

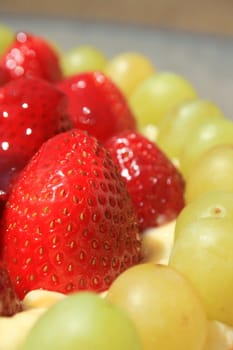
139 124 159 142
107 263 207 350
104 52 155 97
170 218 233 326
129 72 197 130
0 23 14 55
175 191 233 239
185 145 233 203
61 45 108 76
19 292 142 350
157 99 224 159
179 118 233 178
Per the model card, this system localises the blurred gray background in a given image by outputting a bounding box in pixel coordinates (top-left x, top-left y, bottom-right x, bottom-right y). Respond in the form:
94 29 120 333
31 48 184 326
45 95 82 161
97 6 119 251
0 1 233 118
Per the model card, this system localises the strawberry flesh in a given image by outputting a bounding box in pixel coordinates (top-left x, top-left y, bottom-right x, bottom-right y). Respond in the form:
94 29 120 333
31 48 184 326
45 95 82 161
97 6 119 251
106 131 185 231
1 129 141 299
57 71 137 143
0 77 72 208
0 32 62 83
0 67 7 87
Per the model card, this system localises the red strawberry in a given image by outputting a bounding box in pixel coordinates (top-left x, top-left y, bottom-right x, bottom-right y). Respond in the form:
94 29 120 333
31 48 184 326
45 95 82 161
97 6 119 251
1 129 141 299
106 131 185 231
0 77 72 207
57 71 137 143
0 263 22 316
0 32 62 83
0 66 7 86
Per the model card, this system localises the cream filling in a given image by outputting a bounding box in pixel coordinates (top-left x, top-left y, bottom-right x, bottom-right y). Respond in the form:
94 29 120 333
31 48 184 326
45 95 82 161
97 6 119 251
1 221 233 350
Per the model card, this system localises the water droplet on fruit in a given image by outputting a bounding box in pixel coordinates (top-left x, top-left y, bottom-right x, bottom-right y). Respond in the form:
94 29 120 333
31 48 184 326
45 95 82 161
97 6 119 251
25 127 32 135
17 31 27 43
2 111 8 118
1 141 9 151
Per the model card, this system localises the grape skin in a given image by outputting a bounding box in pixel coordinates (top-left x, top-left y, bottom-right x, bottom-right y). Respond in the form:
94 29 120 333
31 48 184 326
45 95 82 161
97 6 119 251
157 99 224 160
107 263 208 350
19 292 142 350
104 52 155 97
0 24 14 55
61 45 107 76
129 72 197 129
185 145 233 203
179 118 233 178
175 191 233 239
170 218 233 326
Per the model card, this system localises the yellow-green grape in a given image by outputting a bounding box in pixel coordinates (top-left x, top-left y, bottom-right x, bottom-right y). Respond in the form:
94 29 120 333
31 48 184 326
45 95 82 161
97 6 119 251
170 218 233 326
19 292 142 350
107 263 207 350
175 191 233 239
185 145 233 203
180 118 233 178
139 124 159 142
61 45 108 76
0 23 14 55
104 52 155 97
157 99 224 160
129 72 197 132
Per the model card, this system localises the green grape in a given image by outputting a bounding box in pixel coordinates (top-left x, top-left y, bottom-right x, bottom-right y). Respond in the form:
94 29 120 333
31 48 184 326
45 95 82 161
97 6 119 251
61 45 108 76
129 72 197 129
19 292 142 350
170 218 233 326
185 145 233 203
107 263 207 350
180 118 233 178
157 99 224 159
175 191 233 239
104 52 155 97
0 23 14 55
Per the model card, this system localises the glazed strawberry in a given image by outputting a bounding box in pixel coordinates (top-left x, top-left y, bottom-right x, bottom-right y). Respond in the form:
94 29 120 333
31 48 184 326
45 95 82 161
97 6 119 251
0 32 62 83
106 131 185 231
1 129 141 299
0 264 22 316
0 66 7 86
0 77 72 207
57 71 137 143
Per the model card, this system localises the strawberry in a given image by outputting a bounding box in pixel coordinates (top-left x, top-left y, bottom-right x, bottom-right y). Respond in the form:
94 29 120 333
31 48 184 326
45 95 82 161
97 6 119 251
0 77 72 208
57 71 137 143
1 129 141 299
0 32 62 83
0 66 7 86
0 263 22 316
105 131 185 231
